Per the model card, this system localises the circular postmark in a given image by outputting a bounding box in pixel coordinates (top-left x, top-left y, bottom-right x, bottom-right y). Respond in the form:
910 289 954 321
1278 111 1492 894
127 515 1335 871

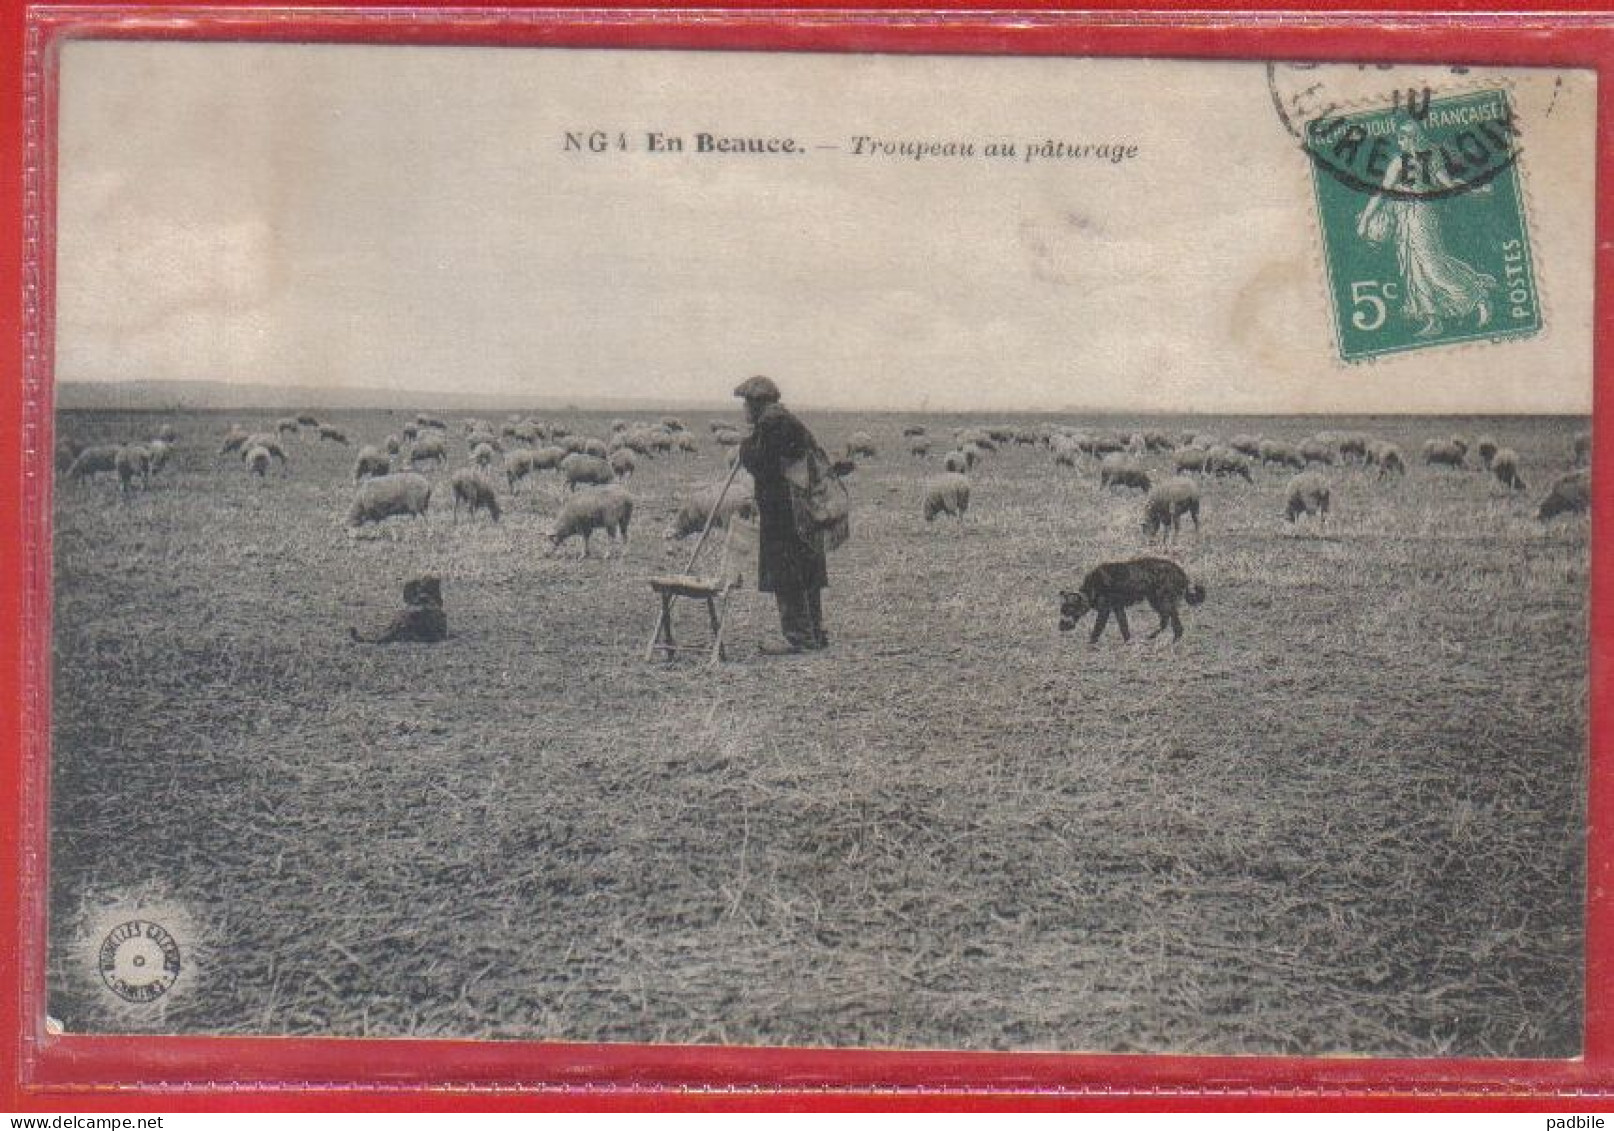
97 919 182 1003
1266 63 1522 203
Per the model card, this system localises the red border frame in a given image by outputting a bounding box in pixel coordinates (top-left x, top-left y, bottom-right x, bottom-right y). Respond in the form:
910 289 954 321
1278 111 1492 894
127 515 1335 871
5 4 1612 1111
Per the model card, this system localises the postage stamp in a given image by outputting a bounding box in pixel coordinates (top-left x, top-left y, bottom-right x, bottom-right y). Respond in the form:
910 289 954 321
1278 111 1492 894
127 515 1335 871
1303 89 1541 362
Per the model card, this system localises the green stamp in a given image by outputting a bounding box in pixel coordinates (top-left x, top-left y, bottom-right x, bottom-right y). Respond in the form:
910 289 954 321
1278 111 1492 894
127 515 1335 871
1304 90 1540 362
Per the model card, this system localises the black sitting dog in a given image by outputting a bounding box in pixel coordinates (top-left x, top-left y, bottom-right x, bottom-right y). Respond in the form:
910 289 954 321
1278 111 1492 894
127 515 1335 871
349 574 447 643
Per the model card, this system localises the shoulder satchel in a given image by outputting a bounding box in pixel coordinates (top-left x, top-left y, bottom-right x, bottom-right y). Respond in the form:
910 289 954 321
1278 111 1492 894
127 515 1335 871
783 442 851 552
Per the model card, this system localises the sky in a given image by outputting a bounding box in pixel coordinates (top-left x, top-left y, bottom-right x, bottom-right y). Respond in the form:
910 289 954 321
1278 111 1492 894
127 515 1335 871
53 44 1597 413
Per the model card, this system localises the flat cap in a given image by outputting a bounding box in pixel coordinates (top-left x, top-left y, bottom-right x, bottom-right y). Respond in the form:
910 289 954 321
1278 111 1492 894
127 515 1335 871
733 375 781 402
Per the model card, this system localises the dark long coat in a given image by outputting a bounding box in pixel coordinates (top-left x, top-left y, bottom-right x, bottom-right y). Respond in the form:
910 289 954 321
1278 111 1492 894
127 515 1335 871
737 404 829 594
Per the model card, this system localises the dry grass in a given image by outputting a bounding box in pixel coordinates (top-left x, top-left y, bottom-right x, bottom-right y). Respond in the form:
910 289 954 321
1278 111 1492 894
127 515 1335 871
48 410 1587 1055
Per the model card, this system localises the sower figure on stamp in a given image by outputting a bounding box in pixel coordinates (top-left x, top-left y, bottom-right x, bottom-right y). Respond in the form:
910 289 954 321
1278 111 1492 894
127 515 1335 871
735 375 830 655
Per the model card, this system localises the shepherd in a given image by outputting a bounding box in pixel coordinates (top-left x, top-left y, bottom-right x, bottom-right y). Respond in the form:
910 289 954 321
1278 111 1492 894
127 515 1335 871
735 375 839 654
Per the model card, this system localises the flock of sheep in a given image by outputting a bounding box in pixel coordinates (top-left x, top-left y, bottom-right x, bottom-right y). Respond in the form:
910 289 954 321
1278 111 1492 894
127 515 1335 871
58 411 1592 565
899 423 1593 537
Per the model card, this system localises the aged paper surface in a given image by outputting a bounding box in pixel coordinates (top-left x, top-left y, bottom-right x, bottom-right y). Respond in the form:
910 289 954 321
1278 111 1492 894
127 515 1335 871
49 44 1592 1055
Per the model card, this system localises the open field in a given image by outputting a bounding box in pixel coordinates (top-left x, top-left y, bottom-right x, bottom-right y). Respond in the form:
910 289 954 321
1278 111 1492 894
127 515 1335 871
48 409 1588 1055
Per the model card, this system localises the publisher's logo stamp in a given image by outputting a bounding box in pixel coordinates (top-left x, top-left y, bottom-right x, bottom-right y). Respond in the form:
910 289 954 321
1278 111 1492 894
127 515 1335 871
97 919 182 1003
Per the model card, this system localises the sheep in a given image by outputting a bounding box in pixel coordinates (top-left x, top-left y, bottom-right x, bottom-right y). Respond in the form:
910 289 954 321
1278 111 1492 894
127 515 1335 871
240 434 288 470
384 434 402 456
531 445 568 471
609 448 637 480
155 423 178 443
675 433 699 455
666 479 756 539
845 432 876 459
296 414 320 428
661 417 686 433
513 422 541 445
245 445 273 479
1337 433 1370 463
317 425 349 445
922 472 971 524
115 445 152 492
943 449 971 474
1285 471 1331 524
1259 439 1307 470
416 414 447 431
548 484 633 558
560 452 614 491
220 426 250 456
505 449 540 491
581 438 610 460
902 424 927 437
1140 429 1176 453
1229 434 1262 458
1476 435 1499 468
347 472 432 528
715 428 744 448
402 424 419 443
1173 449 1209 474
1143 477 1201 540
1367 441 1406 479
1204 447 1255 483
276 417 300 438
1538 470 1590 521
1491 448 1527 491
1423 438 1466 468
354 445 392 482
1299 438 1336 466
449 468 501 523
145 439 173 475
64 443 121 481
466 429 501 453
409 436 448 468
908 436 932 458
471 442 497 469
961 441 990 467
1099 454 1152 492
1573 431 1592 466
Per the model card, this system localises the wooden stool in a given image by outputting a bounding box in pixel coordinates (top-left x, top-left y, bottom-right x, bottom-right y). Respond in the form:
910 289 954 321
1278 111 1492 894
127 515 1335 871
645 573 733 664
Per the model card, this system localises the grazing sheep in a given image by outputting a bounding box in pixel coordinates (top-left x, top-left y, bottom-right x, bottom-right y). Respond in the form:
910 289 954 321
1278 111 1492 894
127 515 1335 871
318 425 349 444
220 426 250 456
402 424 419 443
667 480 756 539
1538 470 1591 521
661 417 686 433
609 448 636 480
1205 447 1255 483
1299 438 1336 466
354 445 392 482
1259 439 1307 470
449 468 501 523
581 438 609 460
384 434 402 455
505 449 540 491
276 417 300 438
1423 438 1467 468
1229 434 1262 458
1059 556 1206 643
1099 454 1152 492
146 440 173 475
548 484 633 557
296 414 320 428
943 449 970 474
1143 477 1201 540
1173 448 1209 474
471 442 496 469
922 472 971 524
714 428 744 448
409 436 448 467
349 575 447 644
1476 435 1499 468
675 433 699 455
240 434 289 469
909 436 933 458
513 422 541 444
1337 433 1370 463
1285 471 1331 524
902 424 927 437
1140 429 1176 453
115 445 152 492
1367 441 1406 479
961 441 990 467
155 423 178 443
347 472 432 528
531 445 568 471
1573 431 1591 466
466 429 501 453
1490 448 1527 491
416 414 447 431
560 452 614 491
245 445 273 478
845 432 876 459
